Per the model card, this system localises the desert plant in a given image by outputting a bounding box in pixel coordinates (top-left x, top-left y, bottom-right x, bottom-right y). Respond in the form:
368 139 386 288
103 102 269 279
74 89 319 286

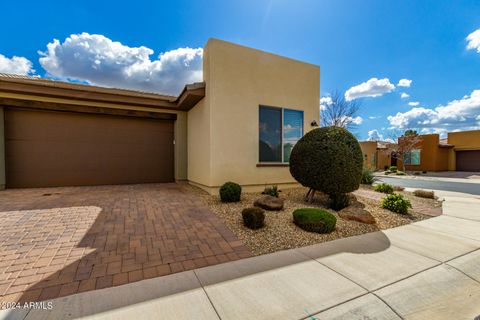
292 208 336 233
242 207 265 229
262 185 279 197
393 185 405 192
219 182 242 202
396 171 406 176
289 126 363 210
382 194 412 214
413 189 435 199
374 183 394 194
361 168 378 185
389 166 398 173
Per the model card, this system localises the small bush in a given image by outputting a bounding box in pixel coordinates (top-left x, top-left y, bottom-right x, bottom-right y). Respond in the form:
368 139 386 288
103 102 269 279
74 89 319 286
329 193 351 211
219 182 242 202
413 189 435 199
393 185 405 192
384 171 391 175
396 171 406 176
422 171 427 174
389 166 398 173
262 185 279 197
293 208 336 233
382 194 412 214
361 168 377 185
413 171 420 175
374 183 394 194
242 207 265 229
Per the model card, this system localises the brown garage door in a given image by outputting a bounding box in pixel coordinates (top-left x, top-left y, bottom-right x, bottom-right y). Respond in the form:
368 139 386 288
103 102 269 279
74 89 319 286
456 150 480 172
5 108 174 188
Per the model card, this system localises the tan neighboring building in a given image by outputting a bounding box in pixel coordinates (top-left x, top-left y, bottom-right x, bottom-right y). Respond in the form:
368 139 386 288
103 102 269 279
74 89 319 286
0 38 320 193
360 130 480 172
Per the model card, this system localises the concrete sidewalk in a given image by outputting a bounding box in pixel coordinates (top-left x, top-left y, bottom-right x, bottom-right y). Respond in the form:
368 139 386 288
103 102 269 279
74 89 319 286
3 195 480 320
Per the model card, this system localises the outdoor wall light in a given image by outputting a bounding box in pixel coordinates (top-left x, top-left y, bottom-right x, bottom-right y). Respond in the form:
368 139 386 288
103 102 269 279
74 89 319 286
311 120 319 127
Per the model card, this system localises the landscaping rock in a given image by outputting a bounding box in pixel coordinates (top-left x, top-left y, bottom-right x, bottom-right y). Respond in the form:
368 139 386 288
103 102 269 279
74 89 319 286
339 207 376 224
254 195 284 211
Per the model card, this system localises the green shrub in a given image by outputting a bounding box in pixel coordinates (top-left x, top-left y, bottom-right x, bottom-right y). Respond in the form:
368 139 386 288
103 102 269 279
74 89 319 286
219 182 242 202
396 171 406 176
289 127 363 210
384 171 391 175
389 166 398 173
413 171 420 175
293 208 336 233
413 189 435 199
382 194 412 214
242 207 265 229
361 168 377 185
262 185 279 197
374 183 394 194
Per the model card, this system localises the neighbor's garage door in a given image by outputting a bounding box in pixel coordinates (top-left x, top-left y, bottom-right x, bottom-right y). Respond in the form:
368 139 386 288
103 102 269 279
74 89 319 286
456 150 480 172
5 108 174 188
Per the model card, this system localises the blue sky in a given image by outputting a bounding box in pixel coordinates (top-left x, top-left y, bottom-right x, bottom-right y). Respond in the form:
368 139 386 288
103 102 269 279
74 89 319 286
1 0 480 140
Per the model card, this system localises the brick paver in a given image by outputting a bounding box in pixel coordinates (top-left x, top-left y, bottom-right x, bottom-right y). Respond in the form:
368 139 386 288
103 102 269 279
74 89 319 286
0 183 251 302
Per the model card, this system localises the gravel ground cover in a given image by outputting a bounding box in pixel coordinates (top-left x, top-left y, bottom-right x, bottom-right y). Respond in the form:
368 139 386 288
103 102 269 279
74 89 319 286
185 185 442 255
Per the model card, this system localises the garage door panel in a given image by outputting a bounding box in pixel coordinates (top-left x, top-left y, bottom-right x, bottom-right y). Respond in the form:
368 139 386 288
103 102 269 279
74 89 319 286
456 150 480 172
5 109 174 188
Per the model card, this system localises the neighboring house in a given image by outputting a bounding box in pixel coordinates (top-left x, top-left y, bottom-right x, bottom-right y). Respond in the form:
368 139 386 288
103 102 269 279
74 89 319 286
360 130 480 172
0 38 320 192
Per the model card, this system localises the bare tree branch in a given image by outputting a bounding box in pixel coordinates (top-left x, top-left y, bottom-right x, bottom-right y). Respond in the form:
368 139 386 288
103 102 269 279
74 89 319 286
382 129 422 172
320 90 361 130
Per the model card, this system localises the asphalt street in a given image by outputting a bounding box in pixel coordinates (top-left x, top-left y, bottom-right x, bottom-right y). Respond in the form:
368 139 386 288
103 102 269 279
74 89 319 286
378 176 480 195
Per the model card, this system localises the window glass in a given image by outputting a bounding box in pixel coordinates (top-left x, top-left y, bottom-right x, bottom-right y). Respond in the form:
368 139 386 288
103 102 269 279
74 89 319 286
259 107 282 162
404 150 421 165
283 109 304 162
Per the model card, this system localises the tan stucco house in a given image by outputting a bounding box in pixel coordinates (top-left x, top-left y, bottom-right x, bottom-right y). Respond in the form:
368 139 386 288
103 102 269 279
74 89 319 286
0 38 320 193
360 130 480 172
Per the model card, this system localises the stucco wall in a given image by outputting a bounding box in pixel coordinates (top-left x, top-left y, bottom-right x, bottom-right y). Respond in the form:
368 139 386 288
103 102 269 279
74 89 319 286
447 130 480 170
359 141 377 169
189 38 320 192
448 130 480 150
402 134 450 172
0 107 5 189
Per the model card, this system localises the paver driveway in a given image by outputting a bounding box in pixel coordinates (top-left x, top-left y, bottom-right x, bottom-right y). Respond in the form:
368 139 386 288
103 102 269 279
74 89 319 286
0 183 251 303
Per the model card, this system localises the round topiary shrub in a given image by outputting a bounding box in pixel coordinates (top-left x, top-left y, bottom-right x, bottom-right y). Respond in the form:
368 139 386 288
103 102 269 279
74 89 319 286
219 182 242 202
289 127 363 210
242 207 265 229
292 208 337 233
382 194 412 214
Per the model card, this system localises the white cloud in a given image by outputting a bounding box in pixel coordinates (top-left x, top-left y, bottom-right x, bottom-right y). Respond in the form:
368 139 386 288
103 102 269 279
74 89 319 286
408 101 420 107
368 116 380 120
319 96 333 110
348 116 363 125
388 89 480 132
345 77 395 101
0 53 34 75
466 29 480 53
367 129 382 141
39 33 203 95
397 79 412 87
400 92 410 99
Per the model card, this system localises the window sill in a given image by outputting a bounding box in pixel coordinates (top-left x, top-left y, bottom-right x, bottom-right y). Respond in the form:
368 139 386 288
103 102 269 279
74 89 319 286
256 163 290 167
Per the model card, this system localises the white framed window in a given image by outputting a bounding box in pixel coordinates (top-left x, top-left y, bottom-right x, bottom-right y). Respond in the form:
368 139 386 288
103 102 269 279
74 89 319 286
259 106 304 163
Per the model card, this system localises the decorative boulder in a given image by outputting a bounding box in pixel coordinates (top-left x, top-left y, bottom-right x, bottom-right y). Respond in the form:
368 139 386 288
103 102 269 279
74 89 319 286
338 208 376 224
254 195 284 211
